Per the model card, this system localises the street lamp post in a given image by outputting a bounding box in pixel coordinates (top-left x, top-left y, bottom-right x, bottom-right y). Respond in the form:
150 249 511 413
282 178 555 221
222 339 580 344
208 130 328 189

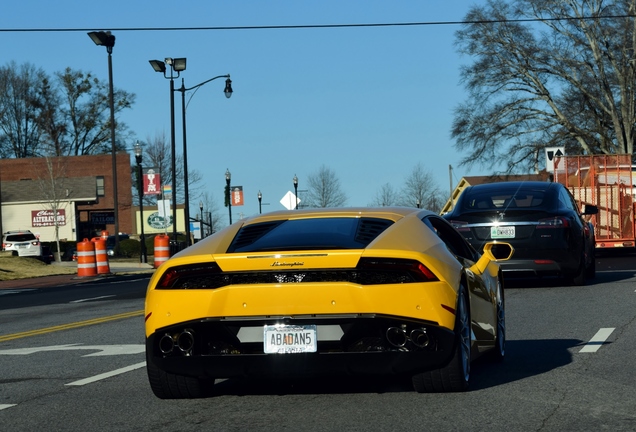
176 74 232 246
199 201 204 237
258 191 262 214
134 142 147 263
88 30 120 254
225 169 232 225
293 175 299 210
149 57 187 247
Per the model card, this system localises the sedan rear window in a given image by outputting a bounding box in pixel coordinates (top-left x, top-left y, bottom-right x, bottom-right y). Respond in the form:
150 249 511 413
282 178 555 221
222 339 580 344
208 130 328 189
463 190 547 210
228 217 394 253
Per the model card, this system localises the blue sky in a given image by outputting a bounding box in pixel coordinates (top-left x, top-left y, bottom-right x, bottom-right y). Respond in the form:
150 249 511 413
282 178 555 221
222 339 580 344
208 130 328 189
2 1 488 225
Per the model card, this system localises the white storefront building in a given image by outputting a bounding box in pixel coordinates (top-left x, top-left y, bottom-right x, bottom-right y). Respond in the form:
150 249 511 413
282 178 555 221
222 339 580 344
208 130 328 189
1 177 97 243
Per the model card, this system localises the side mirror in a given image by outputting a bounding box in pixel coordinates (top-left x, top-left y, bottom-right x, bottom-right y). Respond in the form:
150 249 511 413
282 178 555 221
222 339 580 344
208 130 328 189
472 241 514 274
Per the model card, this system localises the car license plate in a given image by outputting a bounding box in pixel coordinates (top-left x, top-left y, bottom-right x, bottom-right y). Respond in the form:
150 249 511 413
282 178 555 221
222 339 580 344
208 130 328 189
491 226 515 239
264 324 317 354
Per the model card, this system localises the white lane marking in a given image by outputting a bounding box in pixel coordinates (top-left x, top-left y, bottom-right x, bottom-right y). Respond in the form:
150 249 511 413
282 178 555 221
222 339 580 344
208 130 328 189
579 328 615 353
0 344 144 356
71 295 116 303
0 404 17 410
66 361 146 386
0 289 37 296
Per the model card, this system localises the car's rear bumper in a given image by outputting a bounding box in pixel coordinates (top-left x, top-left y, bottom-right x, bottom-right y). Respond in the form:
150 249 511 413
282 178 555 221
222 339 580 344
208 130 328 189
498 257 579 279
17 249 41 257
146 315 456 379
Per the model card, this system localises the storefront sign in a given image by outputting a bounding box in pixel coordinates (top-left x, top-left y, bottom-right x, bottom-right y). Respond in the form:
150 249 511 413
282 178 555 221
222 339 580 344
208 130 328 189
32 209 66 227
91 212 115 225
147 211 173 230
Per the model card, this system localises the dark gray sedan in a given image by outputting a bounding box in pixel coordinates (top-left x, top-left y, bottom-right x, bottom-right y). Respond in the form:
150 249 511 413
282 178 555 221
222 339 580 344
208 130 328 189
443 181 597 285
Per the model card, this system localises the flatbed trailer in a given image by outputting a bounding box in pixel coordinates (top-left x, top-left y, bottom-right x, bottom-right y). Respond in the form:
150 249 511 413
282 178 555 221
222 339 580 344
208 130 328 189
553 154 636 249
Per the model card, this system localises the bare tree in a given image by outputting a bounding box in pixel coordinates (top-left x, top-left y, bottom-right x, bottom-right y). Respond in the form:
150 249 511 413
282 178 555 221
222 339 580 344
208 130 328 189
35 157 71 261
369 183 399 206
305 165 347 208
197 190 223 235
0 63 135 158
453 0 636 173
55 67 135 156
399 163 444 212
0 62 47 157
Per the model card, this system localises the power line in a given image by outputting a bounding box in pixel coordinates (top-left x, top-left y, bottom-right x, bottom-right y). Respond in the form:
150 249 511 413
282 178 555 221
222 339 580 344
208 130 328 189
0 15 634 33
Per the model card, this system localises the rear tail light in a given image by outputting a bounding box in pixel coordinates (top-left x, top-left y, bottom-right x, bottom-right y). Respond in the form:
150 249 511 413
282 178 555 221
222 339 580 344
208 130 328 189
155 259 439 290
357 258 438 282
537 216 569 228
448 220 469 232
156 262 222 289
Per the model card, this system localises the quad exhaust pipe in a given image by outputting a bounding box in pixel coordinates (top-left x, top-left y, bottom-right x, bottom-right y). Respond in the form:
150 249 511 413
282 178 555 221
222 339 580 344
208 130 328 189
386 327 430 349
159 329 195 355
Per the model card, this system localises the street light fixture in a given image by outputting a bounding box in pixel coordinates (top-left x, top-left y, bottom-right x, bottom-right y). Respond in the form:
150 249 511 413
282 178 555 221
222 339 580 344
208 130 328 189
293 174 299 210
177 74 232 246
134 142 147 263
149 57 187 247
226 169 232 224
88 30 120 255
258 191 262 214
199 201 204 237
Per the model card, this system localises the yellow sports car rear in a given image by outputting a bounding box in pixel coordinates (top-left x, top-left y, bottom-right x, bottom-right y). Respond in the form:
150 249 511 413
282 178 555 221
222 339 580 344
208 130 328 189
145 207 511 398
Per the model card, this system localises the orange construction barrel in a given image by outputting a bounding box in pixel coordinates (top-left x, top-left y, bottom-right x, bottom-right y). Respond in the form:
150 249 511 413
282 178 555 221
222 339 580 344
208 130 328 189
100 230 109 241
77 238 97 277
154 234 170 268
92 237 111 275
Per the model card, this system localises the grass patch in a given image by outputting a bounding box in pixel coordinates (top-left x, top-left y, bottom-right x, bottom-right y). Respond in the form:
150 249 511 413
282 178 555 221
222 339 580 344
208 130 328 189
0 255 77 281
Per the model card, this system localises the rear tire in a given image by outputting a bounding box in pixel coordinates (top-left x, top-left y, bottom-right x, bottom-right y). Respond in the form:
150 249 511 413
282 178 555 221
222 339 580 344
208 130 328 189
569 253 586 286
146 349 211 399
490 278 505 362
412 285 471 392
585 250 596 279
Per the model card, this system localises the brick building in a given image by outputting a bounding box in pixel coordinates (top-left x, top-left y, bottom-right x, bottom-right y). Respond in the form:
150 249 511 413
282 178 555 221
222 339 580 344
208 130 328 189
0 153 133 242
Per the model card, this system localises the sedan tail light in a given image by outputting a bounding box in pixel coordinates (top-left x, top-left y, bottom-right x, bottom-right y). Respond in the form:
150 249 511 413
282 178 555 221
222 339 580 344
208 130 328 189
537 216 569 228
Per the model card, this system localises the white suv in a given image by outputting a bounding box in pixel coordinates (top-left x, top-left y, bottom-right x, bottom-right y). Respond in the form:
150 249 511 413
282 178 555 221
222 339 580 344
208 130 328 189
2 230 42 257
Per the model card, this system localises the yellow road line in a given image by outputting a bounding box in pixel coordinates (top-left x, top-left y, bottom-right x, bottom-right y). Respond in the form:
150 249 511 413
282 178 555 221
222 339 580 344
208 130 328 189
0 310 144 342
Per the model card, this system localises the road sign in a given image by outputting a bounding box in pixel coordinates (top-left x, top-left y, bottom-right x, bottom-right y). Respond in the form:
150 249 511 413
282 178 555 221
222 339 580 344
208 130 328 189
545 147 565 172
280 191 300 210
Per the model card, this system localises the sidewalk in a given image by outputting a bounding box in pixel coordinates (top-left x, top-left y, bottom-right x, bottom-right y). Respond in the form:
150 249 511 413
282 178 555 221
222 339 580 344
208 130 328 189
0 261 155 290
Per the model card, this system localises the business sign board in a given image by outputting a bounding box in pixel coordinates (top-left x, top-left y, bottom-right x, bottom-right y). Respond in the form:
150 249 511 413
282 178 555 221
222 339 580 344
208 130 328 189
31 209 66 227
91 211 115 225
137 209 185 234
